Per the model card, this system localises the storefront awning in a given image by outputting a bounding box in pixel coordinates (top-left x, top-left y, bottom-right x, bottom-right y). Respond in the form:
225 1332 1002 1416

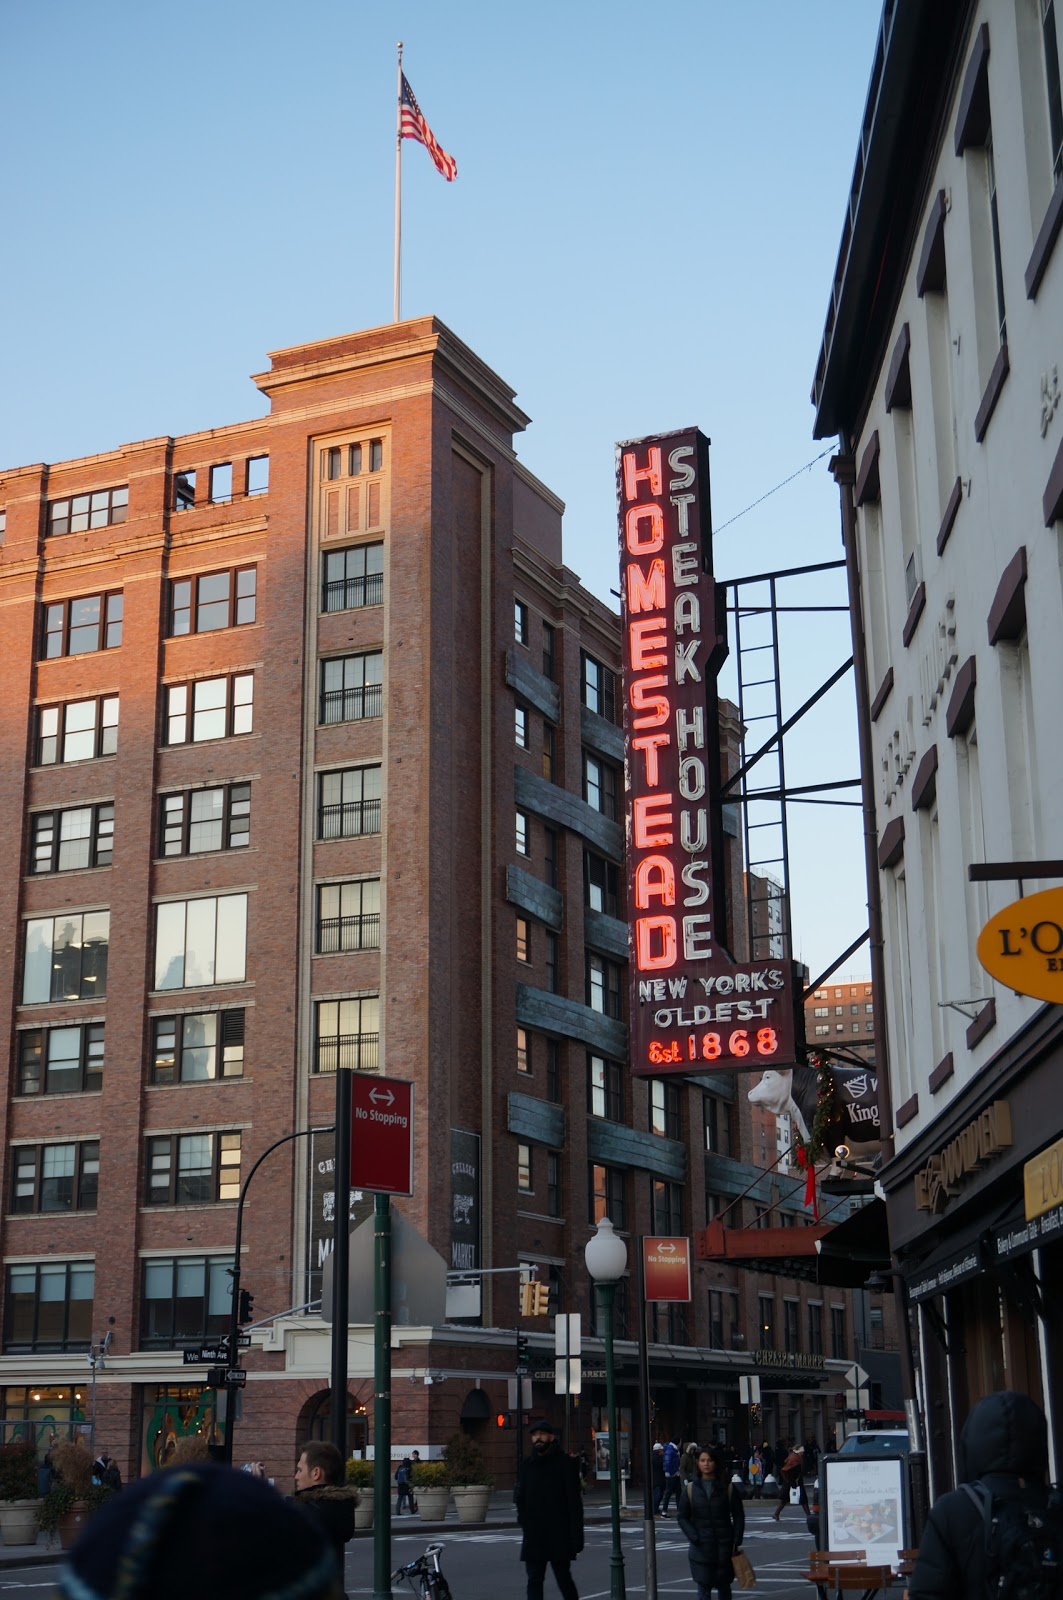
814 1199 892 1286
695 1201 890 1289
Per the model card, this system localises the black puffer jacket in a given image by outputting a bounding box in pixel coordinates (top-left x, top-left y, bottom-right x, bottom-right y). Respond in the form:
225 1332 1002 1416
677 1474 745 1592
294 1483 358 1578
908 1390 1050 1600
516 1443 584 1564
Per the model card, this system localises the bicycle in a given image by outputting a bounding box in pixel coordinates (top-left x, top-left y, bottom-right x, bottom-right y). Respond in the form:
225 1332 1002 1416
391 1541 453 1600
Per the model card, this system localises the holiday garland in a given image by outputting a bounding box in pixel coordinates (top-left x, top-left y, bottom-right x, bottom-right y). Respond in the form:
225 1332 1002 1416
792 1053 837 1221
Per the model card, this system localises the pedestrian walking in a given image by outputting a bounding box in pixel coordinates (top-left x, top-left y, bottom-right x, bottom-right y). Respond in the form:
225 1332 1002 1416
909 1390 1062 1600
652 1442 666 1515
680 1440 698 1482
677 1446 746 1600
293 1439 358 1585
515 1418 584 1600
394 1454 415 1515
747 1448 763 1499
661 1437 682 1515
771 1444 808 1521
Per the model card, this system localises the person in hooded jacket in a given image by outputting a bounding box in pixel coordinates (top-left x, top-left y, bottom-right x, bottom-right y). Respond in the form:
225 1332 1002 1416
677 1446 745 1600
293 1441 358 1589
908 1390 1054 1600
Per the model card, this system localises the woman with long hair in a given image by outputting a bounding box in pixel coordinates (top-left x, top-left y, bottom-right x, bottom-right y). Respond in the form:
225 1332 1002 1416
676 1446 745 1600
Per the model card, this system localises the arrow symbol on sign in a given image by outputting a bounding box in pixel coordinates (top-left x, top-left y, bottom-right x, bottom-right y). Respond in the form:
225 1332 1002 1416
369 1087 395 1106
657 1242 678 1254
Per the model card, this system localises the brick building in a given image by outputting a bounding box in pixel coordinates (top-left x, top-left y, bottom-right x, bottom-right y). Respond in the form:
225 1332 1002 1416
0 318 877 1482
805 980 876 1062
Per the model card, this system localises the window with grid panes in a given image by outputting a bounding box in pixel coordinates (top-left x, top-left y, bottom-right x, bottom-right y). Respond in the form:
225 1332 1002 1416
164 675 253 744
48 486 127 536
516 917 531 963
11 1141 99 1213
319 654 382 724
517 1143 532 1192
322 543 383 612
318 767 381 840
580 652 617 722
516 809 530 856
168 569 256 635
42 593 123 658
23 913 109 1003
319 437 386 539
4 1262 94 1352
139 1255 231 1349
37 697 118 765
151 1011 244 1084
146 1131 241 1205
583 753 619 819
587 953 622 1018
588 1055 623 1121
18 1023 104 1096
514 600 528 644
516 1028 530 1074
316 880 380 953
159 785 250 856
31 804 113 873
584 850 620 917
589 1163 625 1228
515 705 529 748
314 997 380 1073
650 1079 681 1139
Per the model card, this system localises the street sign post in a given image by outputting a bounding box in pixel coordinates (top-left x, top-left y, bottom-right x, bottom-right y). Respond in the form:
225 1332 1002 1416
349 1074 414 1195
642 1237 692 1301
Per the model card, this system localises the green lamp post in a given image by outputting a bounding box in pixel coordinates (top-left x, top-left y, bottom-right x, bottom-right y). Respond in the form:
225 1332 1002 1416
586 1217 628 1600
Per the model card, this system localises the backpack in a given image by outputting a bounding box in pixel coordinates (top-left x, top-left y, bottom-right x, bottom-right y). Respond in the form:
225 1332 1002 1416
962 1481 1063 1600
395 1463 409 1484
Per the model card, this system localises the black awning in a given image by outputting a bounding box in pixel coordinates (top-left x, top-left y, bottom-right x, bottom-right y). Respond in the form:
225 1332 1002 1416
814 1198 891 1287
459 1388 492 1422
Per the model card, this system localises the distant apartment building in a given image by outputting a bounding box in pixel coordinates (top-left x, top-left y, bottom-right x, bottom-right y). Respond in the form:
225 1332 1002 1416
805 980 876 1061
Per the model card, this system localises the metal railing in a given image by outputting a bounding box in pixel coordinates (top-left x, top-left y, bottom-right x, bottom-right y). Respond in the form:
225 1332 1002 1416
315 1033 380 1073
318 799 381 839
317 913 381 953
322 574 384 612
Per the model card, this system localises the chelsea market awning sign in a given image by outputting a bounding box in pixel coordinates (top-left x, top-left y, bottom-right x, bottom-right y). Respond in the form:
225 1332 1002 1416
617 427 798 1077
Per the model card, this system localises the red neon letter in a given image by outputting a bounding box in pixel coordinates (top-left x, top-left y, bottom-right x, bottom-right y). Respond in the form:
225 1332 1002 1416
623 447 662 501
632 732 669 785
635 854 676 910
626 559 666 614
625 504 664 554
630 676 669 729
629 618 667 671
636 915 677 970
634 793 673 847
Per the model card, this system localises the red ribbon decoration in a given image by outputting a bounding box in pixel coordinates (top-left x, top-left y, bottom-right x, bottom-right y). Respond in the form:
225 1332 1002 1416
795 1144 819 1221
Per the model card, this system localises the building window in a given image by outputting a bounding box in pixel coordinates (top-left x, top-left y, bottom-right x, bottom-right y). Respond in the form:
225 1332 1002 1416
831 1304 847 1360
140 1256 231 1349
651 1179 683 1235
164 674 253 744
814 1024 830 1036
589 1164 626 1228
48 486 128 537
516 916 531 963
516 809 530 856
322 543 383 612
704 1094 730 1158
246 456 269 496
813 1006 829 1018
759 1294 775 1350
174 470 196 510
650 1079 681 1140
583 753 619 820
516 1027 530 1074
18 1023 104 1096
515 705 529 748
169 568 256 635
807 1301 823 1356
37 696 118 766
987 133 1007 346
23 912 109 1004
153 895 247 991
542 723 555 782
313 996 380 1073
865 1002 874 1013
588 1055 623 1121
517 1143 532 1192
4 1262 94 1352
159 784 250 857
146 1131 241 1205
151 1011 245 1084
515 600 528 645
783 1299 799 1353
542 622 555 680
318 766 381 840
11 1141 99 1213
585 851 620 917
587 953 622 1018
319 654 383 724
546 1038 561 1102
0 510 6 544
545 932 559 993
42 592 123 658
544 827 558 888
30 804 113 874
547 1152 561 1217
209 464 233 504
580 652 616 721
316 880 381 953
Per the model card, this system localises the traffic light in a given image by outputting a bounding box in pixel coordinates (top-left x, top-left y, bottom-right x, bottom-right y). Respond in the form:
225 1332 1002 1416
206 1367 228 1389
495 1411 513 1430
238 1289 254 1325
520 1279 550 1316
516 1335 530 1370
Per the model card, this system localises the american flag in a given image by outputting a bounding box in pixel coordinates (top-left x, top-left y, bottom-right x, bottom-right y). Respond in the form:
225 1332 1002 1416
400 74 457 181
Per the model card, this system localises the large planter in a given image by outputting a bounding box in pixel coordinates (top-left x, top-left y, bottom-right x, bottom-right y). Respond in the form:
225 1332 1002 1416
0 1500 41 1545
414 1486 450 1521
451 1485 491 1525
353 1497 373 1530
57 1501 90 1550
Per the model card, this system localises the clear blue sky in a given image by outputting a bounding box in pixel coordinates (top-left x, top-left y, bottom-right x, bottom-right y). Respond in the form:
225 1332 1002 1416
1 0 882 982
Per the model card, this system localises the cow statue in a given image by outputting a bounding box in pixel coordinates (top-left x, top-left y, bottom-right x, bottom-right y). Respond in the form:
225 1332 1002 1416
748 1064 881 1154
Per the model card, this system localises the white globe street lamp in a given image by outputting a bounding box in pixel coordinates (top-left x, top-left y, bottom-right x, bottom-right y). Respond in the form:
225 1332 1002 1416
585 1218 628 1600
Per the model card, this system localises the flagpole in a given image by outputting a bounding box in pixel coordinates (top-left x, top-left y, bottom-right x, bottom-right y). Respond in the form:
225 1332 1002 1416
393 41 403 323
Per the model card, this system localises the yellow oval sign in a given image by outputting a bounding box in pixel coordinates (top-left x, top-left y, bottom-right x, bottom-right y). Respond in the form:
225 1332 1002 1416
977 885 1063 1003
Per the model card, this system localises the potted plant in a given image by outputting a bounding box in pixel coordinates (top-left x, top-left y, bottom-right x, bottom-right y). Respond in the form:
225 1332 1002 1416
37 1437 96 1549
346 1458 373 1529
0 1442 41 1545
410 1458 449 1521
443 1431 493 1525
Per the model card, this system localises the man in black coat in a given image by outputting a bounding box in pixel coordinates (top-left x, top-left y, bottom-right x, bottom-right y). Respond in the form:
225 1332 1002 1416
909 1390 1053 1600
515 1420 584 1600
293 1440 358 1590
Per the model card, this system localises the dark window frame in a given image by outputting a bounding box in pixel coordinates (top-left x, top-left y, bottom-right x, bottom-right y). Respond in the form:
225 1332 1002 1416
168 567 257 636
587 952 623 1019
589 1163 626 1229
164 674 254 745
139 1254 232 1350
588 1054 623 1121
17 1023 104 1097
319 654 383 725
321 542 384 613
515 599 529 645
150 1010 245 1085
23 912 109 1004
42 591 123 659
317 766 382 841
315 880 381 954
47 486 128 537
4 1261 95 1352
584 850 621 917
580 652 617 723
159 783 250 857
145 1131 242 1206
650 1079 681 1140
313 996 380 1073
36 696 119 766
11 1140 99 1214
30 804 114 874
583 752 620 820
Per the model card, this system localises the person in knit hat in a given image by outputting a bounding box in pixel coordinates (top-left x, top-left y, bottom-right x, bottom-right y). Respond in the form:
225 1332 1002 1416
60 1462 342 1600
